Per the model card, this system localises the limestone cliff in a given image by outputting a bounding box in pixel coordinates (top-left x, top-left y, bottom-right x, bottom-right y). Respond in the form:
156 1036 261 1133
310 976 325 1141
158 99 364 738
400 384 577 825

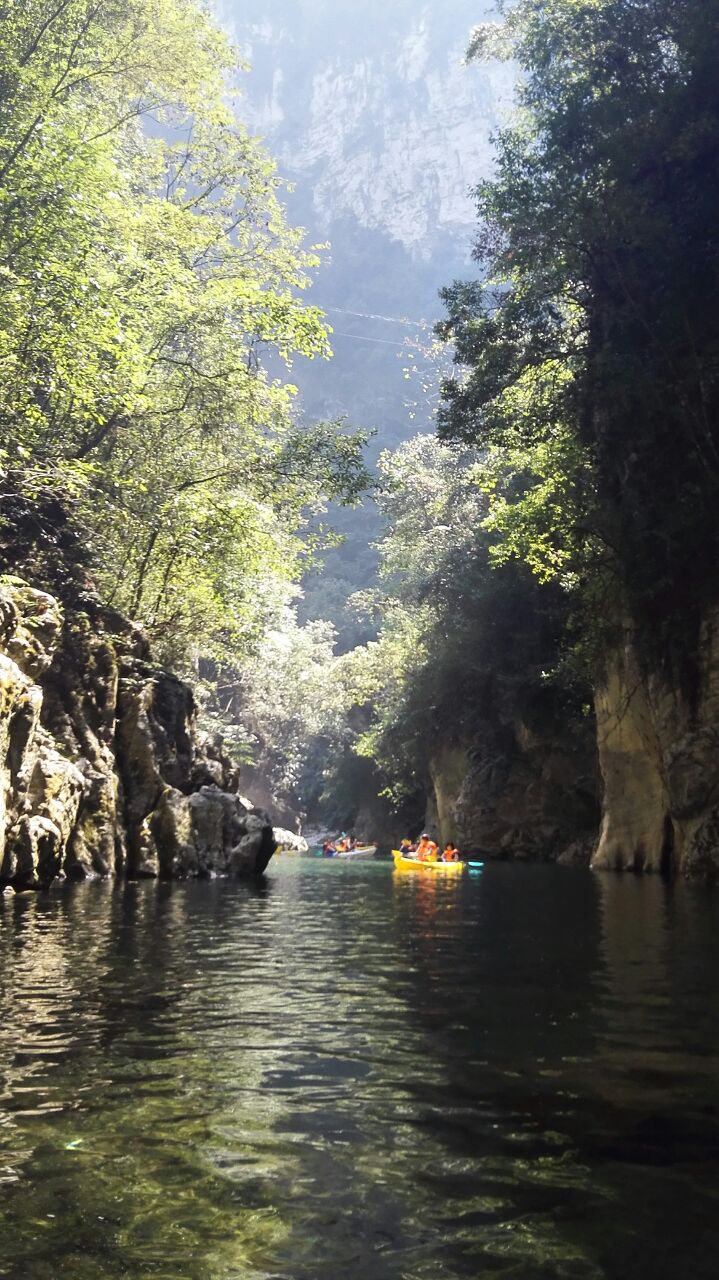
426 717 599 866
427 617 719 879
592 621 719 880
228 1 512 261
0 581 275 890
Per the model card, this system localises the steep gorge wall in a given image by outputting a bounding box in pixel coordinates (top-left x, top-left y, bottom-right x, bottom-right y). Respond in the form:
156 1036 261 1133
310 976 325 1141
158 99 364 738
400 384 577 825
0 582 275 890
426 622 719 879
592 621 719 879
428 718 599 865
232 2 512 261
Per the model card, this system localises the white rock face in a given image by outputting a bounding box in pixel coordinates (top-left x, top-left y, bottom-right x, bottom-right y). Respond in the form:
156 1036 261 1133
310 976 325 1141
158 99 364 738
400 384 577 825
222 3 515 260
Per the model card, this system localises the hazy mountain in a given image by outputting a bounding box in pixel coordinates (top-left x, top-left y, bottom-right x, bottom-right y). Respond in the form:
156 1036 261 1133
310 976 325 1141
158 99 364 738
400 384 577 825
227 2 510 255
217 1 515 636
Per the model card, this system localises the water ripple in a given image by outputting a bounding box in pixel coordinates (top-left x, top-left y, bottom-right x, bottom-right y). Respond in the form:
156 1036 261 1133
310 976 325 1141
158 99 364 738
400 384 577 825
1 863 719 1278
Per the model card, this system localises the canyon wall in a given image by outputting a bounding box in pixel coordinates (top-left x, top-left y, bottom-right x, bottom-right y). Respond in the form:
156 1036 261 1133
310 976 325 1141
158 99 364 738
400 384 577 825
427 717 599 866
426 622 719 880
592 622 719 879
229 1 512 262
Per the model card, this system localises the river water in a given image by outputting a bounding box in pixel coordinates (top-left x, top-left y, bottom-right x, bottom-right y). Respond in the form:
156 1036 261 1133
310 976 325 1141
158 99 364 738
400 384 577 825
1 859 718 1280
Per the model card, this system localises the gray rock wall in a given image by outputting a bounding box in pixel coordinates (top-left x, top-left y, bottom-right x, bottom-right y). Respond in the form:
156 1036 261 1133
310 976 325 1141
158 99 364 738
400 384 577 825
427 720 599 865
429 615 719 879
592 619 719 879
229 1 513 261
0 582 275 890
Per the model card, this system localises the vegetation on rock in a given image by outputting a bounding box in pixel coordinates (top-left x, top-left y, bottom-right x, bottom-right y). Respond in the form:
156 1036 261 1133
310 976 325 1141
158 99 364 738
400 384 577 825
2 0 718 872
304 0 719 868
318 435 595 850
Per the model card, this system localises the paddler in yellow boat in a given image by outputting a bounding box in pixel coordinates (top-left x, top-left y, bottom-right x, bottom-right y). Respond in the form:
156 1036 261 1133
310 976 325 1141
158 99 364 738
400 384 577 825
442 842 460 862
415 833 439 862
392 841 465 873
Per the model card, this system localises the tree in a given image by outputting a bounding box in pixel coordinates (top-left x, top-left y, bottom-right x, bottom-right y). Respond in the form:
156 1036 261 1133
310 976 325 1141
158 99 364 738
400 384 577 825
439 0 719 667
0 0 368 667
340 435 583 809
219 608 346 802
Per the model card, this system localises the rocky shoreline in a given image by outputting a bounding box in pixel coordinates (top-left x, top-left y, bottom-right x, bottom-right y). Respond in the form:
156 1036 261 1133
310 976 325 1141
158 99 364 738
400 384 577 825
0 581 275 891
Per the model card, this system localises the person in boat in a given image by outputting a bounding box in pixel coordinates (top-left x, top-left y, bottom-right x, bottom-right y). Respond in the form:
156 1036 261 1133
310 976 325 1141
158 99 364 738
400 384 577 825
399 838 414 857
442 842 460 862
322 839 336 857
415 833 438 861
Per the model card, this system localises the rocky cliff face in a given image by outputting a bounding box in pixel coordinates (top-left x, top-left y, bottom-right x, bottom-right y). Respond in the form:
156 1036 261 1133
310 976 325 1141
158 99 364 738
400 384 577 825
428 618 719 879
0 582 275 890
230 2 512 261
426 718 599 866
592 622 719 880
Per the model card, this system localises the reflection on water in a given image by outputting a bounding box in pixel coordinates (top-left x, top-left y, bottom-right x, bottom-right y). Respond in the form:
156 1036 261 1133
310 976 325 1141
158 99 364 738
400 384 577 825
1 862 718 1279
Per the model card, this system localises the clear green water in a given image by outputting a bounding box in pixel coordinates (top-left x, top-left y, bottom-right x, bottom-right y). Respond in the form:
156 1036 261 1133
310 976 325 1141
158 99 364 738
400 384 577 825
1 860 718 1279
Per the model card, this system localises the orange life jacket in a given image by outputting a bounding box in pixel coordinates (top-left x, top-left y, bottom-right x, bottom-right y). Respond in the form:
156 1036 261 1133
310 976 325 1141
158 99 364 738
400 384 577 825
420 840 438 861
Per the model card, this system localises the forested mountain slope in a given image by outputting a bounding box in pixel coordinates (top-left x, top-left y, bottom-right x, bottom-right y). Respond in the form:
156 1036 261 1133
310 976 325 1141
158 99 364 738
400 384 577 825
0 0 363 885
2 0 718 882
237 0 719 880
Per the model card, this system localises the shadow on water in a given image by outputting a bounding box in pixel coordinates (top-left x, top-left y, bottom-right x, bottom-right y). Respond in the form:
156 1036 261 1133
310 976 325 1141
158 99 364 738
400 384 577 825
0 862 718 1278
266 866 719 1280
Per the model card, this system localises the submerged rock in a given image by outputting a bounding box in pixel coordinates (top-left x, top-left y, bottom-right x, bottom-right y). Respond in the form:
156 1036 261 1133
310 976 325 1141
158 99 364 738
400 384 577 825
0 580 275 889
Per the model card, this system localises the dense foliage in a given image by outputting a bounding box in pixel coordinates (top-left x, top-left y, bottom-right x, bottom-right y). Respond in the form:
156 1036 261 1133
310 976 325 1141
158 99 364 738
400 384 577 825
439 0 719 673
0 0 367 667
323 436 585 814
207 608 350 802
318 0 719 831
4 0 717 832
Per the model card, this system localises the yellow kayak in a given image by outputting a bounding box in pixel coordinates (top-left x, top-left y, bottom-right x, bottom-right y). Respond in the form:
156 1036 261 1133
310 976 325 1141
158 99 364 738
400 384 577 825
392 850 466 874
